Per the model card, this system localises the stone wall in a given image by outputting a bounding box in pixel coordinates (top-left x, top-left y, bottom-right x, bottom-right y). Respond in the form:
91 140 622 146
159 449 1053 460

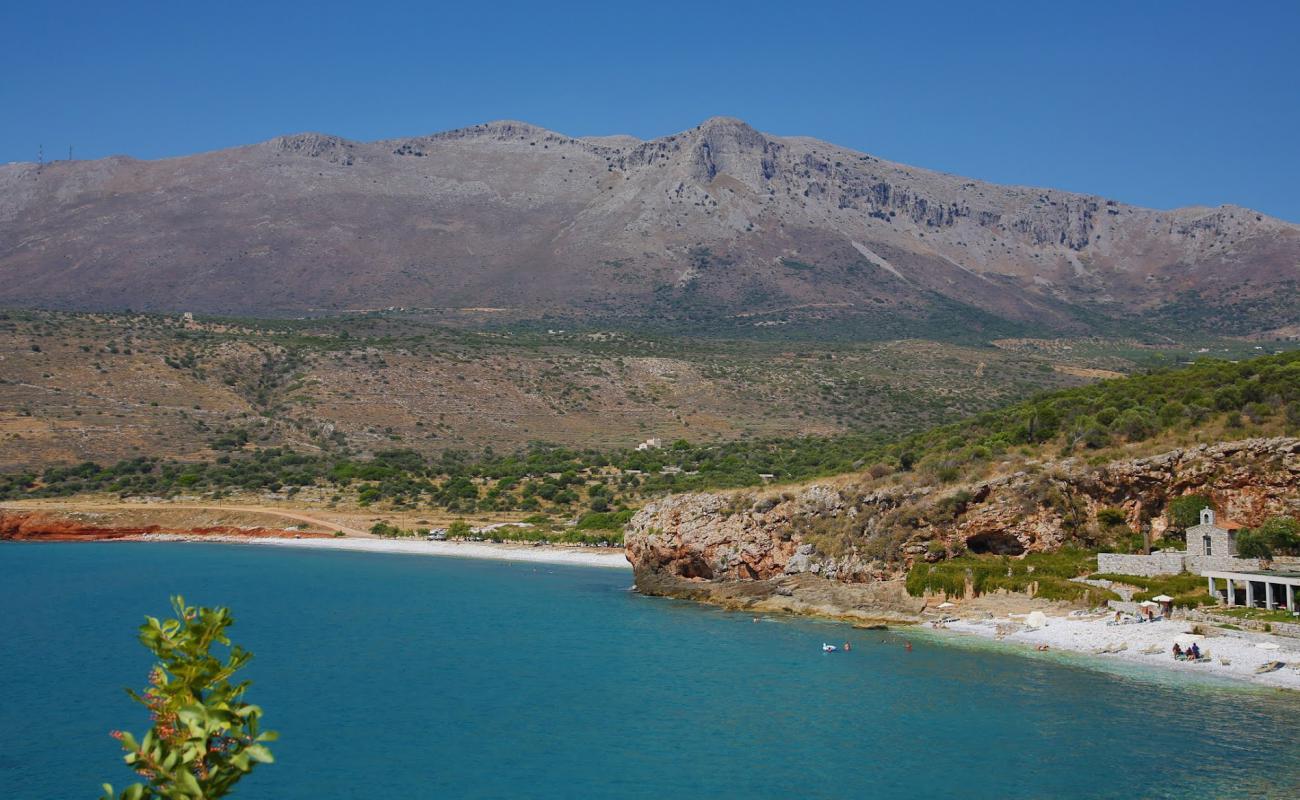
1096 551 1187 577
1186 555 1261 573
1187 609 1300 639
1095 551 1261 577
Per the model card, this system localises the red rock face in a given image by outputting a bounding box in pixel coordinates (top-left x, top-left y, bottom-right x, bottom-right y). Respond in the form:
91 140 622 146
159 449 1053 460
0 511 325 541
626 438 1300 587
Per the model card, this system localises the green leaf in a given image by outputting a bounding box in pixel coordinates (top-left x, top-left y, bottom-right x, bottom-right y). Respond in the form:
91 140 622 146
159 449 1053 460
176 767 202 796
244 743 275 763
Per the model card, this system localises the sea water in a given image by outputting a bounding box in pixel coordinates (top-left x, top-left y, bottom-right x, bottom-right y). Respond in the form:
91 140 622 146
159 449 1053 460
2 542 1298 799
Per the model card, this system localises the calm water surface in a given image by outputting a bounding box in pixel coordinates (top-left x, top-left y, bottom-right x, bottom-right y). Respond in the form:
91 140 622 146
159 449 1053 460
2 542 1298 799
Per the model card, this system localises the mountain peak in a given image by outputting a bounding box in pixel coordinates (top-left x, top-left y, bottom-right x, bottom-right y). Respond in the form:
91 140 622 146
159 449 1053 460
432 120 564 143
695 115 753 130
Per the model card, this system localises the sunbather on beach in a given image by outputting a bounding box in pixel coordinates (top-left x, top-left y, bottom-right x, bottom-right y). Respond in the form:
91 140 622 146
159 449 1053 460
1172 643 1183 659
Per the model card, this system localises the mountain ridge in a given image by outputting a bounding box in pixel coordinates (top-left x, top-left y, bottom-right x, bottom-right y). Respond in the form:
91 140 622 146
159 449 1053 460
2 117 1296 337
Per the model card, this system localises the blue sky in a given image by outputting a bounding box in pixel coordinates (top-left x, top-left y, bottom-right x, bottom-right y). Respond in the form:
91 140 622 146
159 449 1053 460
3 1 1298 220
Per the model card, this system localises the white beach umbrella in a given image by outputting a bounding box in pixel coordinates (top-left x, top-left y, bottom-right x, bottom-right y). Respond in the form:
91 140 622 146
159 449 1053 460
1025 611 1048 629
1151 595 1174 603
1138 600 1159 608
1255 642 1280 651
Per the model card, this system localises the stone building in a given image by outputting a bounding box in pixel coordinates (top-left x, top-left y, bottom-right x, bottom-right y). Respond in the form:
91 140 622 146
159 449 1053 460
1096 506 1258 576
1186 507 1242 558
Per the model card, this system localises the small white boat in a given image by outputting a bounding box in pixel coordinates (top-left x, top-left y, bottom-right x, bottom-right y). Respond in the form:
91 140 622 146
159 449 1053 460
822 643 837 653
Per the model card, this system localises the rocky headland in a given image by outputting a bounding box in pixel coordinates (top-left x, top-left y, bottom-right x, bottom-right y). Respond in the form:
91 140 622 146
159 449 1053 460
0 508 328 541
624 437 1300 621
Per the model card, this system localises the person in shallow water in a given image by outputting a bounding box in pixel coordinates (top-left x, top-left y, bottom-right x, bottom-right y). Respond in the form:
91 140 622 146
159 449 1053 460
844 642 851 652
905 642 913 652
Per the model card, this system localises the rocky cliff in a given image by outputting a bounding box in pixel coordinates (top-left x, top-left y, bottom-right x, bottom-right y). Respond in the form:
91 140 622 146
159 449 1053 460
624 438 1300 617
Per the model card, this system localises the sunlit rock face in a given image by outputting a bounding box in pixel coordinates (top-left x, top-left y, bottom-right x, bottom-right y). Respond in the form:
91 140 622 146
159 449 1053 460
625 438 1300 600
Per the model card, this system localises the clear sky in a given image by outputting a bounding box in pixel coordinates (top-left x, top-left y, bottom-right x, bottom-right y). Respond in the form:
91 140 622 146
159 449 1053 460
3 0 1298 220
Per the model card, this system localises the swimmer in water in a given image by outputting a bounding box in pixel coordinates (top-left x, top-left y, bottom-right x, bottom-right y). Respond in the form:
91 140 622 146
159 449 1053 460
905 642 913 652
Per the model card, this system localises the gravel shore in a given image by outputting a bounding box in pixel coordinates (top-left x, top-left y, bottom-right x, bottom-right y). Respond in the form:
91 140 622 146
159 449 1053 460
129 533 632 569
939 613 1300 691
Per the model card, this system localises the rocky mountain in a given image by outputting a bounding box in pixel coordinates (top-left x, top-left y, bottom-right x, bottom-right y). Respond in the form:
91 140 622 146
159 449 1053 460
2 117 1297 337
624 438 1300 617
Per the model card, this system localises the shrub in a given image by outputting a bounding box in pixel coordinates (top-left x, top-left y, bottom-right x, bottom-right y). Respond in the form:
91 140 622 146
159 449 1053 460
1254 516 1300 556
369 521 413 538
101 597 275 799
1235 530 1273 560
1096 507 1127 528
1092 572 1207 601
904 551 1098 598
574 510 634 530
1166 495 1212 531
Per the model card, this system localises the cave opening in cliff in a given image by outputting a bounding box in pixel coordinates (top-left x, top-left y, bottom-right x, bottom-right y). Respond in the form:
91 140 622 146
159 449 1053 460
965 531 1025 556
675 556 715 580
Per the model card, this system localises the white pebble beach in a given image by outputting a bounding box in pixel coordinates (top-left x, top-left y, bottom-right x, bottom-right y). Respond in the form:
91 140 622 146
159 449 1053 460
941 613 1300 690
129 533 633 569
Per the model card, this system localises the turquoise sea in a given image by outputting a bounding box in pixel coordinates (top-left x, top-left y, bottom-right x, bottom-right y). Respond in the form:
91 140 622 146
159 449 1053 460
3 542 1299 799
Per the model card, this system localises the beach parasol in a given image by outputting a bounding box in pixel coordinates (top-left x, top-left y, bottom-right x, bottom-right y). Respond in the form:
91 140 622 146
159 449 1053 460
1138 600 1159 608
1025 611 1048 629
1151 595 1174 603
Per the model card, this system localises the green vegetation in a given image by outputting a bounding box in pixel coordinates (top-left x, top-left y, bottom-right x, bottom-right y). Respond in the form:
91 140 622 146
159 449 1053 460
1236 516 1300 559
573 510 634 530
4 312 1298 537
369 521 419 538
1215 607 1300 625
102 597 275 800
0 436 887 515
1165 494 1212 532
1089 572 1215 608
906 550 1112 604
879 350 1300 484
9 349 1297 513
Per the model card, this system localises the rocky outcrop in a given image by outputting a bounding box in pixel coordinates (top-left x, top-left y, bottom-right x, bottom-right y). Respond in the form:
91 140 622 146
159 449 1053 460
625 438 1300 615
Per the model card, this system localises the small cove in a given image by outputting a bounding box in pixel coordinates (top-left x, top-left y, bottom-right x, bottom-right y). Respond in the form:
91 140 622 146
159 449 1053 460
3 541 1298 799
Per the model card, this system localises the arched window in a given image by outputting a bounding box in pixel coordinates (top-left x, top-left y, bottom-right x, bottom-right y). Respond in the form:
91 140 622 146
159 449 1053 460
1203 534 1212 556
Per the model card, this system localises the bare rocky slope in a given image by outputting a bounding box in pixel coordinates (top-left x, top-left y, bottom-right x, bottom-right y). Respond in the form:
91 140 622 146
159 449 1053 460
3 118 1297 337
623 438 1300 618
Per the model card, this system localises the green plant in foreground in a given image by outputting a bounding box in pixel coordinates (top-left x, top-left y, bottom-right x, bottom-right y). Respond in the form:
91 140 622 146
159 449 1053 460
102 597 276 800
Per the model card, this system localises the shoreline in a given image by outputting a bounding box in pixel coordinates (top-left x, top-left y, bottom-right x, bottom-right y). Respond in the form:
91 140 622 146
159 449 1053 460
118 533 633 569
923 612 1300 692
